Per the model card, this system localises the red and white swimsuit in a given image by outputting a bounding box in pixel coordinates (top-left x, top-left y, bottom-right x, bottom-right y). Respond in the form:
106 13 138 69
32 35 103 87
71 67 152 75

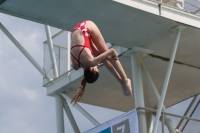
70 20 93 68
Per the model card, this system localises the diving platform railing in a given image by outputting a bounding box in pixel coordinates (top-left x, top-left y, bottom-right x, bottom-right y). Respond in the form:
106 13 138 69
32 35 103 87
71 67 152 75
119 0 200 15
137 105 200 133
157 0 200 15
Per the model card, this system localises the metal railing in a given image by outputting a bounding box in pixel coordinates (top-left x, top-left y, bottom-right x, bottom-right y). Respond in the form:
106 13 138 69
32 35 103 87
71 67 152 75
43 43 68 84
152 0 200 15
137 106 200 133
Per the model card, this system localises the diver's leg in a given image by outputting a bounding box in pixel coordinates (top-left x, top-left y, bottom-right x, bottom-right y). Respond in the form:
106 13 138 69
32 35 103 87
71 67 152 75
86 20 132 96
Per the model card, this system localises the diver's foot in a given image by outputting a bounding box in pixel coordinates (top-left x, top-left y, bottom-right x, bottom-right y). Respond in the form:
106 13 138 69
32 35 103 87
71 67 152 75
121 83 127 96
123 79 132 96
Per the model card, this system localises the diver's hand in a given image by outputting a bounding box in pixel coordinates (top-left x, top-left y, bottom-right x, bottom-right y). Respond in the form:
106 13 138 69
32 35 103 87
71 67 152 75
112 49 119 60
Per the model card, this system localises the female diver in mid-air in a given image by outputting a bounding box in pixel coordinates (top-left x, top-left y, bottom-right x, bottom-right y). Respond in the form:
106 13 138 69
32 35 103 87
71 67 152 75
70 20 132 105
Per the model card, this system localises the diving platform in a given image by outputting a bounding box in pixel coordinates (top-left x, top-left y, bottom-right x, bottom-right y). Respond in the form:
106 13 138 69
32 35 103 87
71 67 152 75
1 0 200 133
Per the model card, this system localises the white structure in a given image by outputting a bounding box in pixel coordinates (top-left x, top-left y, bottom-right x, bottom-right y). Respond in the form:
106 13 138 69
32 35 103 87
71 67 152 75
1 0 200 133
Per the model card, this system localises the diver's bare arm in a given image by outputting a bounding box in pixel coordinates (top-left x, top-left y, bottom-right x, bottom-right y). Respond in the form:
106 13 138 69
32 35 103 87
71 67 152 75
90 40 122 82
88 48 117 66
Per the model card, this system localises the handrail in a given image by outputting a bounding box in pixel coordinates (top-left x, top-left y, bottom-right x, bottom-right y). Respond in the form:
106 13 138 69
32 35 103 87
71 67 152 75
137 107 200 122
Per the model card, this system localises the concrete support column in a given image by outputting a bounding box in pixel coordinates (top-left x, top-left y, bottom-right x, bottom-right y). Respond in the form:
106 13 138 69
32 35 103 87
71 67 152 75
146 112 153 133
45 25 64 133
55 95 65 133
131 51 147 133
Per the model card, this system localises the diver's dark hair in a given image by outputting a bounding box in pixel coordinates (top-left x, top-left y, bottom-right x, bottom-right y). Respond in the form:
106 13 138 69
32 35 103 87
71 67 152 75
71 68 99 105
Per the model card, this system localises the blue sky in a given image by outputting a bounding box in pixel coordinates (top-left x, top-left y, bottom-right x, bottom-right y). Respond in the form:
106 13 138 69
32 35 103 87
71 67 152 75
0 13 195 133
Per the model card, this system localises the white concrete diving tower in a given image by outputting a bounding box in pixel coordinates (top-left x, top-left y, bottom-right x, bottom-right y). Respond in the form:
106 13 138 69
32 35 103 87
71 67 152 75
1 0 200 133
